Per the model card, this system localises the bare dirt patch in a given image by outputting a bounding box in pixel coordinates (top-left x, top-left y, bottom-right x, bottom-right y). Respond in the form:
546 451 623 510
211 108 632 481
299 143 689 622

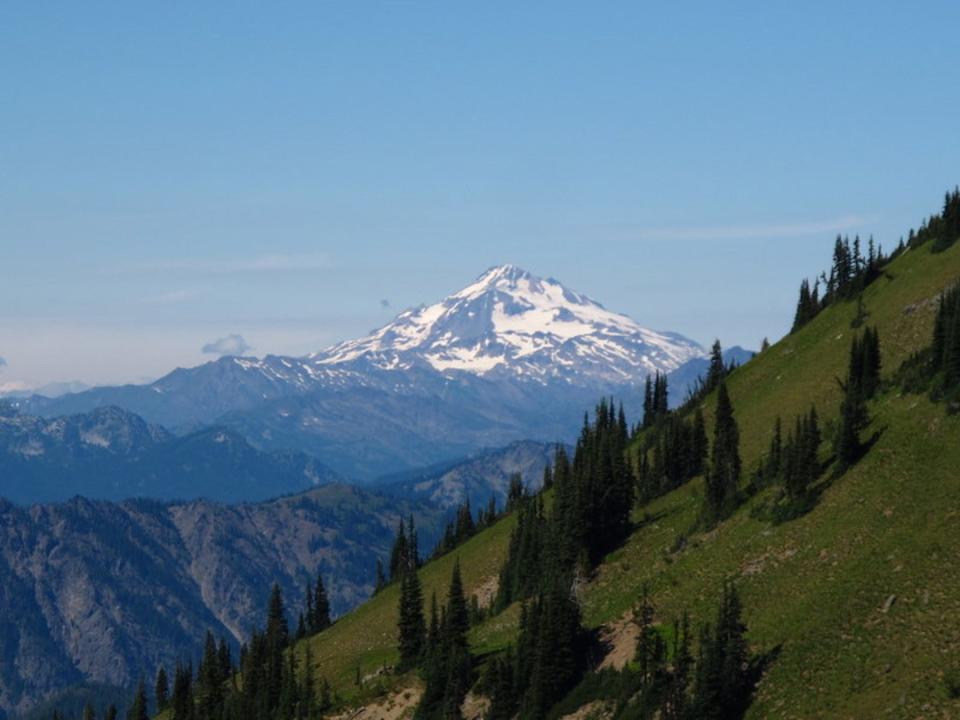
559 700 613 719
330 685 423 720
598 610 638 671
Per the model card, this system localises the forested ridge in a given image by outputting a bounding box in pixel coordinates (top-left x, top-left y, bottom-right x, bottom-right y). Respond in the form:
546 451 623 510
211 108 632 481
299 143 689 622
42 188 960 720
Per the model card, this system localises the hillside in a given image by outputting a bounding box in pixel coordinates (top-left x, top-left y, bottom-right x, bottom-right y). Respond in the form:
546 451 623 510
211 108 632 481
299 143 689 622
376 440 559 509
283 238 960 718
0 485 441 718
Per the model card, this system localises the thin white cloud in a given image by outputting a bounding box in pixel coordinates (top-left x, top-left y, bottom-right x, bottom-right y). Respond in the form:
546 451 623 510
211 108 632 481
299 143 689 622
142 289 198 304
134 253 331 274
201 334 252 356
631 214 874 242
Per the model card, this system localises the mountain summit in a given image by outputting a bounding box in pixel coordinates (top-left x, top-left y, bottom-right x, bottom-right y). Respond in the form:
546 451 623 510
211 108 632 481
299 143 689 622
313 264 703 385
17 266 708 479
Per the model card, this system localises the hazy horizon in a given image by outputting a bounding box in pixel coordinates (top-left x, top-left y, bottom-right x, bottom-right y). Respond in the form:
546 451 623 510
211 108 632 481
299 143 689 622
3 3 958 388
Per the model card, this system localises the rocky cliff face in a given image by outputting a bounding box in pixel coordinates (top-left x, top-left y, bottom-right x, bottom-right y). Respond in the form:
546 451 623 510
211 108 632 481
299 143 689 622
0 486 430 718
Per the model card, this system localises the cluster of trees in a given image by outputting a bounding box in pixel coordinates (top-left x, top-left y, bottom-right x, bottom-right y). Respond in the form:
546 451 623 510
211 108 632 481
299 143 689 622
835 328 881 470
794 187 960 336
642 371 670 428
479 402 635 718
792 235 887 332
702 382 742 525
681 340 738 409
415 562 474 719
485 574 585 719
394 560 476 719
932 281 960 398
375 516 423 593
51 705 119 720
906 187 960 253
296 575 332 640
618 584 753 719
496 399 633 613
523 583 756 720
154 583 332 720
896 280 960 410
754 407 822 500
635 405 708 503
431 495 502 560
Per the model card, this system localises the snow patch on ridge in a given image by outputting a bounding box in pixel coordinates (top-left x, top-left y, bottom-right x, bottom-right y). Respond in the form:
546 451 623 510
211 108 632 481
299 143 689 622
309 264 705 386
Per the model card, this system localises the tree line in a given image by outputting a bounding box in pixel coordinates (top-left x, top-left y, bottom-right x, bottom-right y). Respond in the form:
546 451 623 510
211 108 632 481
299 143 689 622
897 278 960 411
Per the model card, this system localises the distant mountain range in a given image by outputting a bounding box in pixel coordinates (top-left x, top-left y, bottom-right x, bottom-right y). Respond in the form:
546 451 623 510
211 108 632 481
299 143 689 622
0 485 437 718
0 404 337 504
13 266 730 481
0 432 580 716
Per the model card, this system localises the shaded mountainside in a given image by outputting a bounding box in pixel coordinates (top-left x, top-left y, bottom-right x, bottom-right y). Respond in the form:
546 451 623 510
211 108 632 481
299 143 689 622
14 266 707 480
377 440 561 510
272 238 960 718
0 405 338 504
0 485 440 718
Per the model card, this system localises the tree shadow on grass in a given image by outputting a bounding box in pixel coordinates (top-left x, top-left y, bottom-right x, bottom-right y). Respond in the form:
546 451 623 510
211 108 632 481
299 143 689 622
754 427 887 526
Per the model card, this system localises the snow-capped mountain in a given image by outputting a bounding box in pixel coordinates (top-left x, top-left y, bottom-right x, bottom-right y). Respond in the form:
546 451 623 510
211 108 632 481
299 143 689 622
17 266 713 479
313 265 703 384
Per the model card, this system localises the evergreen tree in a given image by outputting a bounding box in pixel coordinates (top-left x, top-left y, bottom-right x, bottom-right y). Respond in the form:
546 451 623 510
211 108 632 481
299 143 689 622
216 637 232 684
792 278 819 331
397 567 426 670
633 585 666 686
266 583 289 649
196 630 224 718
689 584 750 719
313 574 332 633
265 584 289 710
706 340 725 391
304 581 315 631
82 703 95 720
105 707 118 720
155 666 169 712
663 612 693 720
374 558 387 595
389 518 409 581
835 329 880 470
416 562 475 720
933 281 960 393
486 649 518 720
445 560 469 640
171 661 193 720
408 514 421 570
506 473 526 510
126 679 149 720
704 382 741 524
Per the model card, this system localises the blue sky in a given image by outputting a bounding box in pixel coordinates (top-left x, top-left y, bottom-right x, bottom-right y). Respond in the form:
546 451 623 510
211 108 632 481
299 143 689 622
2 2 959 388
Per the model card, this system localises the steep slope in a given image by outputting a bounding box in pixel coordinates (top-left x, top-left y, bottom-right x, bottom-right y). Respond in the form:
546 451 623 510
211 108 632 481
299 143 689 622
377 440 560 509
15 266 703 479
0 406 337 504
0 485 441 718
287 240 960 718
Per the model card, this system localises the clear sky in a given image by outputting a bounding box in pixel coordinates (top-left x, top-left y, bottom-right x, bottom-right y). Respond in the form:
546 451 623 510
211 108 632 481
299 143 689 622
2 2 959 389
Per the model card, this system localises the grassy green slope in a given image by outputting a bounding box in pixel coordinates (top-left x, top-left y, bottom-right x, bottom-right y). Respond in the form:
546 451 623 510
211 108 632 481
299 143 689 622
587 240 960 718
296 510 516 705
301 240 960 717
